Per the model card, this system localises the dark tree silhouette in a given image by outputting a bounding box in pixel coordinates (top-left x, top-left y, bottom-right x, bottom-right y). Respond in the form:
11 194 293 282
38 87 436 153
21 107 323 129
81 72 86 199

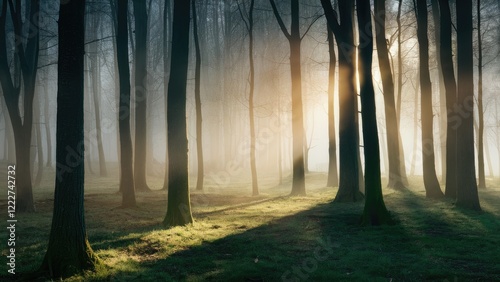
40 0 100 277
0 0 39 212
192 0 204 192
116 0 136 207
320 0 363 202
415 0 444 198
437 0 458 199
132 0 150 192
326 25 339 188
374 0 407 191
476 0 486 189
162 0 172 191
455 0 481 210
269 0 306 196
356 0 392 225
163 0 194 226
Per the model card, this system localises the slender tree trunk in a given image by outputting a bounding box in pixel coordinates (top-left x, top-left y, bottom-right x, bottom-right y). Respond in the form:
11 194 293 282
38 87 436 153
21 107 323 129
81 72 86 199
357 0 391 225
192 0 204 192
410 75 420 176
437 0 458 198
116 0 136 207
162 0 171 190
416 0 444 198
477 0 486 189
327 26 339 187
374 0 406 190
269 0 306 196
132 0 150 191
455 0 481 210
40 0 100 277
34 95 43 187
163 0 194 227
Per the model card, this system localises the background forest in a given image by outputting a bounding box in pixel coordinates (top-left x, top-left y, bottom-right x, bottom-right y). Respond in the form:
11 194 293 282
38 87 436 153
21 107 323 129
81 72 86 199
0 0 500 281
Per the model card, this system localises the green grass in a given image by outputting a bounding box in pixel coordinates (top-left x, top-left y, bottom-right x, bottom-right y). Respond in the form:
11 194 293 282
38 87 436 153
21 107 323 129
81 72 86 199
1 167 500 281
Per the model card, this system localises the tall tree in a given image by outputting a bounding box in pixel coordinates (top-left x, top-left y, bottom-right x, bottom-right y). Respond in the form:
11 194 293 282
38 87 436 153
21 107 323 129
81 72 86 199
455 0 481 210
268 0 306 196
162 0 172 191
40 0 100 277
193 0 204 191
356 0 392 225
132 0 150 191
0 0 39 212
326 25 339 188
374 0 407 190
476 0 486 189
163 0 194 227
321 0 363 202
415 0 444 198
437 0 458 198
116 0 136 207
239 0 258 195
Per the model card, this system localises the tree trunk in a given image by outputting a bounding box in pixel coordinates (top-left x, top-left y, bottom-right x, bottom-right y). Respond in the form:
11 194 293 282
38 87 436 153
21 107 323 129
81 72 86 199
269 0 306 196
34 95 43 187
374 0 407 190
132 0 150 192
321 0 363 202
476 0 486 189
192 0 205 192
116 0 136 207
410 74 420 176
437 0 458 198
326 26 339 187
163 0 194 227
162 0 171 190
455 0 480 210
416 0 444 198
356 0 392 225
0 0 39 212
40 0 100 277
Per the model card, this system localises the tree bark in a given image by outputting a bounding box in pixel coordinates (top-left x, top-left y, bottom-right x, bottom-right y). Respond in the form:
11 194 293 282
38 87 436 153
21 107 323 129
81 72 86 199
132 0 150 192
416 0 444 198
162 0 171 191
192 0 205 192
116 0 136 207
40 0 100 277
437 0 458 198
163 0 194 227
455 0 481 210
321 0 363 202
357 0 392 225
476 0 486 189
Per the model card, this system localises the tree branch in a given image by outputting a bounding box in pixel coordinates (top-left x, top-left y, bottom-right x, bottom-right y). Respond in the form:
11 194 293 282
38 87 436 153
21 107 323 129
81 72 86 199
268 0 291 40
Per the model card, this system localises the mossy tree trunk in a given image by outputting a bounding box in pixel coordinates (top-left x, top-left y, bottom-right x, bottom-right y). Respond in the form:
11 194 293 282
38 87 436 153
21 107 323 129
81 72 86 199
40 0 100 277
163 0 194 227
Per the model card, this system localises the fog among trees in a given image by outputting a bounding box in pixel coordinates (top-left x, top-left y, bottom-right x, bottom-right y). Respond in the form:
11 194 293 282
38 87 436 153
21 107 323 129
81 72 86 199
1 0 500 280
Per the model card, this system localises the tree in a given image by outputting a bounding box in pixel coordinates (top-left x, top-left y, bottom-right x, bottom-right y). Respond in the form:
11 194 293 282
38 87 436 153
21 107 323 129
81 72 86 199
374 0 407 190
476 0 486 189
116 0 136 207
132 0 150 192
192 0 204 191
163 0 194 227
40 0 100 277
162 0 172 191
326 24 339 188
320 0 363 202
415 0 444 198
356 0 392 225
0 0 39 212
455 0 481 210
437 0 458 198
268 0 306 196
238 0 258 195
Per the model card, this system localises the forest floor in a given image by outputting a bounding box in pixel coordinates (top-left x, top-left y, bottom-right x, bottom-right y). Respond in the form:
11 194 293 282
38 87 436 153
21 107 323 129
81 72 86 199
1 164 500 281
